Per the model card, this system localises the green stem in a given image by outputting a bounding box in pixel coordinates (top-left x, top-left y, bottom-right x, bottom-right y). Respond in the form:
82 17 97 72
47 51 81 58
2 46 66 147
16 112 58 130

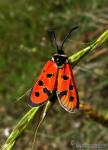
69 29 108 66
1 107 40 150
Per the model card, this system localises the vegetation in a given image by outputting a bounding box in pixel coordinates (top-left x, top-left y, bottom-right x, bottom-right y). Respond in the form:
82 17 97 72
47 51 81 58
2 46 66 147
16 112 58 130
0 0 108 149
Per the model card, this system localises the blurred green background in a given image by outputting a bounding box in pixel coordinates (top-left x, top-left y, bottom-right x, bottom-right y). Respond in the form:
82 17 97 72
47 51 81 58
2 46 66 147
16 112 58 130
0 0 108 149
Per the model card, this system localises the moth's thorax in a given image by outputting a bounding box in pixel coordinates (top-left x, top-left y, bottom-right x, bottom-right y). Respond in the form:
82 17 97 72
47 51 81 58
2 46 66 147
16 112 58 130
52 54 68 67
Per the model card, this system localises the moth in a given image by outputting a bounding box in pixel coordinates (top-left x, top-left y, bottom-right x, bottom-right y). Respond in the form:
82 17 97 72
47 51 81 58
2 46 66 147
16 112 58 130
28 27 79 112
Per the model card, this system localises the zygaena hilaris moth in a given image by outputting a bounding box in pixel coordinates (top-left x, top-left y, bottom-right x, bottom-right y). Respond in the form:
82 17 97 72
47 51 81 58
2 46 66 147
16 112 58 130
28 27 79 113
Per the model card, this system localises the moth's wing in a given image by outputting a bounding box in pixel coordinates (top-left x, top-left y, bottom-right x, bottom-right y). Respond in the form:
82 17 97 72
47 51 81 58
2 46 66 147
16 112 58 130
28 60 58 106
57 63 79 112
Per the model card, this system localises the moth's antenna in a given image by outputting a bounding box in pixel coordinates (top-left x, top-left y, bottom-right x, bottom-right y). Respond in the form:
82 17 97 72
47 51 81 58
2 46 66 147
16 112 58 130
48 29 59 50
60 26 79 50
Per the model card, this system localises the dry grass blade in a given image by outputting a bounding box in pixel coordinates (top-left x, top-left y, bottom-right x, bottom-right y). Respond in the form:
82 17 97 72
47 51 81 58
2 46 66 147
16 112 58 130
1 29 108 150
31 101 55 150
80 101 108 127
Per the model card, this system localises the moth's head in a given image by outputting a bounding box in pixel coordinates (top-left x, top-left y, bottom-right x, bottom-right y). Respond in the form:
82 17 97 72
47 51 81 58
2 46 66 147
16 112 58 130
48 26 79 55
52 54 68 67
